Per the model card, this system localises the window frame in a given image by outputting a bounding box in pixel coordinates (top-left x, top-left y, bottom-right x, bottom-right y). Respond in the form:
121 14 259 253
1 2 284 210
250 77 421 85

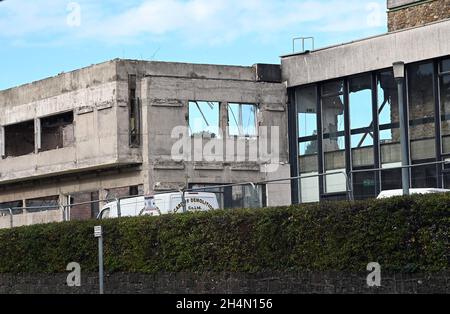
226 102 259 138
188 100 221 138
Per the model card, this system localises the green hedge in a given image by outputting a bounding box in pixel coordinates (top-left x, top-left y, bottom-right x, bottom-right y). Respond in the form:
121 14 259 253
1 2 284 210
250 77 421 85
0 193 448 274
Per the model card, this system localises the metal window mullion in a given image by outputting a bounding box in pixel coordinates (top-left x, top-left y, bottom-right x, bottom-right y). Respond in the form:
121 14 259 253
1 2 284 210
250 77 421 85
317 85 325 200
287 89 300 204
404 66 412 186
434 61 443 188
372 73 381 195
343 79 352 189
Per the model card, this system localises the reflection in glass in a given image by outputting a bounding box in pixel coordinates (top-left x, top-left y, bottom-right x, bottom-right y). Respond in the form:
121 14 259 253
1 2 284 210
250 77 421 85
321 80 346 193
378 71 400 167
408 62 436 161
440 59 450 153
349 75 374 169
296 85 319 203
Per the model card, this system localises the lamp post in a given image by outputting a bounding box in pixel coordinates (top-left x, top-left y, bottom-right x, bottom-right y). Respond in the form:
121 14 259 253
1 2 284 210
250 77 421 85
393 61 410 196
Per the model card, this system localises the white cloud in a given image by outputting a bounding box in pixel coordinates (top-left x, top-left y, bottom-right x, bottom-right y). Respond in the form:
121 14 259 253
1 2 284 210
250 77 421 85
0 0 387 45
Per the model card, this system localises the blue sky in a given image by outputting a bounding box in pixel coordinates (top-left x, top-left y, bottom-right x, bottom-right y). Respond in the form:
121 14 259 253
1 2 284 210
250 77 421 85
0 0 387 90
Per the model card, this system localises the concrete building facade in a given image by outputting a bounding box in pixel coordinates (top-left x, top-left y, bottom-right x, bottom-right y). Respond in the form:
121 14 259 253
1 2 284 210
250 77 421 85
0 60 290 228
283 17 450 203
1 1 449 227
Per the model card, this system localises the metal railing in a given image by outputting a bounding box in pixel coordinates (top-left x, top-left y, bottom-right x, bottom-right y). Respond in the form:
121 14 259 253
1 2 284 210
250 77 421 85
2 160 450 229
292 36 315 53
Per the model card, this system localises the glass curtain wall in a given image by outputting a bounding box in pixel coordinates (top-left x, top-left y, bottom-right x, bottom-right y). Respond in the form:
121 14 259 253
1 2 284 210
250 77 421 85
349 75 376 199
407 62 437 188
439 59 450 187
440 59 450 153
292 58 447 202
321 80 347 194
377 70 402 190
296 85 320 202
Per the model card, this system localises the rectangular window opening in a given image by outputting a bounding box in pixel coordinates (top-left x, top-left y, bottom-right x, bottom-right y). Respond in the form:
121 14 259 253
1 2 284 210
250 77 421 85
40 111 74 152
0 200 24 215
227 103 258 137
188 101 220 137
129 75 140 147
4 120 35 158
26 195 59 213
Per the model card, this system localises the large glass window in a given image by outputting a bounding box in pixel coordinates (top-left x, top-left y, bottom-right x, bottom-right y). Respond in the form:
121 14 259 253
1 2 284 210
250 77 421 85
296 86 319 202
349 75 374 151
411 161 438 188
408 62 436 161
189 101 220 137
408 62 439 189
349 75 376 199
378 70 402 190
440 59 450 154
321 80 347 193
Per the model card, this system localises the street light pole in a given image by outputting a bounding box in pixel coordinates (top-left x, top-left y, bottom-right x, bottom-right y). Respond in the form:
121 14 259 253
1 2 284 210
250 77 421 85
393 61 410 196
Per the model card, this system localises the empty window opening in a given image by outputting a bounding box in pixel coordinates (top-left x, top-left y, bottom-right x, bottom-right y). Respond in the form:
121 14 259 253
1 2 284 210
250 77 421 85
4 120 35 157
105 185 144 200
0 200 24 215
228 103 258 137
129 185 140 196
188 101 220 137
129 75 141 147
69 191 99 220
41 111 74 152
26 196 59 213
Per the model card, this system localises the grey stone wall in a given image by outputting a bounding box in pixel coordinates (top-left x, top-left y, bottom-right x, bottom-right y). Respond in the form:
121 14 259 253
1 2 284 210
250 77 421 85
388 0 450 32
0 272 448 294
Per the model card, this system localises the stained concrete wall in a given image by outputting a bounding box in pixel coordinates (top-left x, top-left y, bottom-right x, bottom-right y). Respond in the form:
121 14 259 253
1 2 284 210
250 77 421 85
140 73 290 206
281 19 450 87
0 60 142 186
0 59 292 226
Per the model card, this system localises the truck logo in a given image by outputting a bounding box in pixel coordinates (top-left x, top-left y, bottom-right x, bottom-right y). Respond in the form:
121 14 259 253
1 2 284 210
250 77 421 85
174 198 214 213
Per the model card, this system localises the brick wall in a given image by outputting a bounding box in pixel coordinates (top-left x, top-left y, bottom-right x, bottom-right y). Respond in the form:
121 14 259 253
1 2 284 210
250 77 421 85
0 272 448 294
388 0 450 32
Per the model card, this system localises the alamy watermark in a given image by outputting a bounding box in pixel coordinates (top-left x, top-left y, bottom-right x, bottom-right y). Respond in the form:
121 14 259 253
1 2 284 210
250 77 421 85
66 2 81 27
366 2 384 27
367 262 382 287
66 262 81 287
171 126 281 173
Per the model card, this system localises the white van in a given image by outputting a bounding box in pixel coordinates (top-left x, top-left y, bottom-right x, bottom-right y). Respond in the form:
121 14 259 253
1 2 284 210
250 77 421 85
98 192 219 219
377 188 450 199
154 192 219 215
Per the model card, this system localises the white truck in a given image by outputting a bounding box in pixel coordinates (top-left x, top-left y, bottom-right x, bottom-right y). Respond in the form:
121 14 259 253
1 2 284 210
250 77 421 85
97 192 219 219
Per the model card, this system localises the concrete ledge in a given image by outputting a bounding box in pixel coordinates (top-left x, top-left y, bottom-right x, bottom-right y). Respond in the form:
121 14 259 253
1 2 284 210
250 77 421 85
193 162 225 171
281 19 450 87
388 0 429 10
